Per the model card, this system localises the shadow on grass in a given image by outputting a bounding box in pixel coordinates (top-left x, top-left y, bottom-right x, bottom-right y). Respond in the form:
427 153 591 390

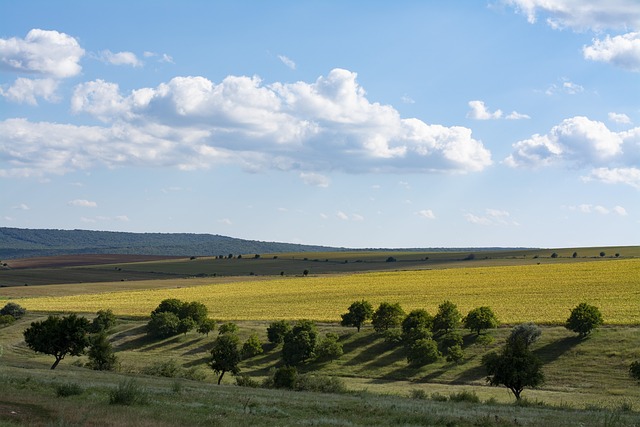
174 336 205 351
182 340 212 356
138 335 184 352
341 332 377 356
183 356 209 368
362 346 406 372
344 339 395 367
533 335 582 363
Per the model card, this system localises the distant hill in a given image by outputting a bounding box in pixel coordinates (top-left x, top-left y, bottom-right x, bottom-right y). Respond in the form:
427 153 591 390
0 227 341 260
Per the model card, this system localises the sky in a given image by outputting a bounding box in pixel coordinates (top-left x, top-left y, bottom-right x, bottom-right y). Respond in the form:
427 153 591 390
1 1 639 249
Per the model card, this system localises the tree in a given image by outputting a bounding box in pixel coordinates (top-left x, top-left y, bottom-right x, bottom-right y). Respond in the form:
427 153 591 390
565 303 603 338
507 322 542 348
218 322 239 335
401 309 433 343
482 338 544 400
267 320 291 344
315 333 343 362
87 331 118 371
210 333 241 384
340 300 374 332
91 309 117 333
146 312 181 338
432 300 462 336
197 318 217 336
1 302 26 319
179 301 209 325
151 298 184 317
23 314 91 370
630 361 640 382
372 302 405 333
463 306 499 336
406 338 440 366
242 333 264 359
177 317 197 336
282 320 317 366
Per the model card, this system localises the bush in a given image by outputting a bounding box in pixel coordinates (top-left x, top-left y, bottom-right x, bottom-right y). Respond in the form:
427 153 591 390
295 374 346 393
382 328 404 347
630 361 640 382
87 331 118 371
0 314 15 326
109 379 148 405
431 392 449 402
463 306 499 335
197 318 217 336
55 382 84 397
273 366 298 389
0 302 26 319
242 333 264 359
147 311 181 338
267 320 291 344
282 320 317 366
142 359 182 378
565 303 604 338
91 309 116 333
315 333 343 362
236 374 260 388
446 344 464 364
449 390 480 403
410 389 428 400
218 322 239 335
437 330 463 352
407 338 440 366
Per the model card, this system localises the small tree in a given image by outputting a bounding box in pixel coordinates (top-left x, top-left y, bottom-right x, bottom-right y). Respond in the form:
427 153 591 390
406 338 440 366
23 314 91 370
508 322 542 348
482 339 544 400
372 302 405 333
178 317 197 336
401 309 433 343
151 299 185 317
340 300 374 332
91 309 117 333
87 331 118 371
315 333 343 362
218 322 239 335
282 320 317 366
565 303 603 338
210 333 241 384
242 333 264 359
197 318 217 336
630 361 640 382
147 312 181 338
267 320 291 344
432 300 462 336
179 301 209 325
1 302 26 319
463 306 499 336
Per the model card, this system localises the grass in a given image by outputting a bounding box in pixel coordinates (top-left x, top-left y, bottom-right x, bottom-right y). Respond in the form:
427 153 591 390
13 258 640 324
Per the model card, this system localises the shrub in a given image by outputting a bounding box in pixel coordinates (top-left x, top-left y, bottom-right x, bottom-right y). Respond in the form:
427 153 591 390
315 333 343 362
273 366 298 389
565 303 604 338
282 320 317 366
142 358 182 378
182 366 207 381
267 320 291 344
87 331 118 371
0 302 26 319
91 309 116 333
197 318 217 336
630 361 640 382
449 390 480 403
55 382 84 398
437 330 463 353
446 344 464 364
410 389 428 400
147 311 180 338
407 338 440 366
109 379 148 406
236 374 261 388
218 322 239 335
381 328 403 347
295 374 346 393
0 314 15 326
242 333 264 359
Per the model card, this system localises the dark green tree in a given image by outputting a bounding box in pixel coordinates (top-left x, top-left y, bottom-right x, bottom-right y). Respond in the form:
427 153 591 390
565 303 604 338
146 312 181 338
177 317 197 336
482 337 544 400
23 314 91 370
210 333 242 384
87 331 118 371
151 299 185 317
1 302 26 319
197 318 217 336
630 361 640 382
432 300 462 336
340 300 374 332
372 302 405 333
401 309 433 343
179 301 209 325
91 309 117 333
463 306 499 336
218 322 239 335
406 338 440 366
267 320 291 344
242 333 264 359
282 320 317 366
315 333 343 362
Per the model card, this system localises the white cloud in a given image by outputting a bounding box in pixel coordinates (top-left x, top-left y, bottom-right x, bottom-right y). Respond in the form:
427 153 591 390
12 203 30 210
1 69 492 178
99 50 143 67
467 100 502 120
608 112 632 125
278 54 296 70
584 32 640 72
582 167 640 189
568 204 628 215
0 29 84 78
464 213 492 225
300 172 330 187
1 77 59 105
465 209 517 226
352 213 365 221
144 51 174 63
506 111 531 120
401 95 415 104
503 0 640 32
613 205 628 216
114 215 130 222
505 116 633 168
68 199 97 208
545 80 584 96
336 211 349 220
417 209 436 219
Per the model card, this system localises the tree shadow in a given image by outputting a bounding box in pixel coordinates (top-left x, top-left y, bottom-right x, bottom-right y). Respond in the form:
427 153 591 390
138 335 184 352
182 340 212 356
174 336 205 351
344 340 394 367
362 346 406 372
183 356 209 368
341 332 377 355
533 335 582 363
452 361 487 383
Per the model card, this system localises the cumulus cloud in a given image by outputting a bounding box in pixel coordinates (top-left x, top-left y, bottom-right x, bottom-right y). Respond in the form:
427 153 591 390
1 68 492 178
467 100 502 120
503 0 640 31
583 32 640 72
504 116 638 168
1 77 59 105
99 50 143 67
0 29 84 78
68 199 97 207
609 112 632 125
278 54 296 70
582 167 640 189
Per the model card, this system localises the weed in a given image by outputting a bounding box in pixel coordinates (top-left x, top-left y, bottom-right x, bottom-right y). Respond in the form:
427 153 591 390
449 390 480 403
54 382 84 398
109 379 148 406
409 389 428 400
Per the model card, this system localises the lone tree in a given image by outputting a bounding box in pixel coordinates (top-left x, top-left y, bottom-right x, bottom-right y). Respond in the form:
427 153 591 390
565 302 603 338
482 335 544 400
372 302 405 333
432 300 462 336
210 333 242 384
23 314 91 370
340 300 374 332
463 306 499 336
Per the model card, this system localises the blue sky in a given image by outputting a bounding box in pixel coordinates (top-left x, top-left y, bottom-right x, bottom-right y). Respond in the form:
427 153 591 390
1 1 639 248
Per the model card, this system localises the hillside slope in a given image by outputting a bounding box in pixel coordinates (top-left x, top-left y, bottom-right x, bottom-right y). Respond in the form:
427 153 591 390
0 227 339 259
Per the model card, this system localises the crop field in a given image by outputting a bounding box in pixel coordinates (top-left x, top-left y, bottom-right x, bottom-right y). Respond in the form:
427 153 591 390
14 258 640 325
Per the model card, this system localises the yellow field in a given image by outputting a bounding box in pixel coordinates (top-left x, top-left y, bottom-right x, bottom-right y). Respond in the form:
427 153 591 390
15 259 640 324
